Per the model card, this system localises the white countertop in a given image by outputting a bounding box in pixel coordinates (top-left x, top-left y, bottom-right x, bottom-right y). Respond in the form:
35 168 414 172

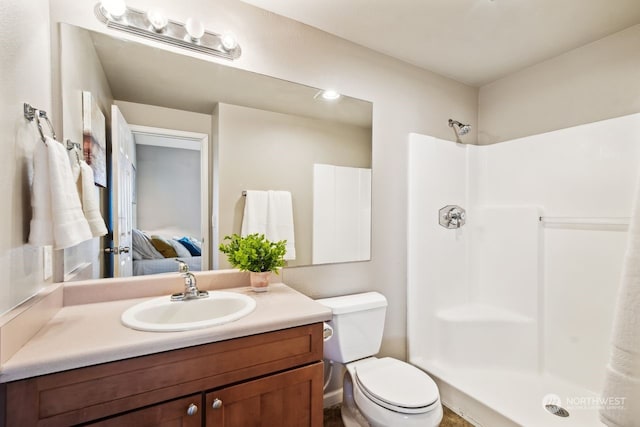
0 283 331 383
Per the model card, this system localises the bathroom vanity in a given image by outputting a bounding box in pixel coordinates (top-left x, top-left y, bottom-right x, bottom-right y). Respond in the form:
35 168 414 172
0 279 330 426
2 324 323 426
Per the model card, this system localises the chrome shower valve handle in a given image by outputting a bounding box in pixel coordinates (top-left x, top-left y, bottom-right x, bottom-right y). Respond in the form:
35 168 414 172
439 205 466 229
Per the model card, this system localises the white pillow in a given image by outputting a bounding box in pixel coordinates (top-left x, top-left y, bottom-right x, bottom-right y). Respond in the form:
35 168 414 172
170 239 193 258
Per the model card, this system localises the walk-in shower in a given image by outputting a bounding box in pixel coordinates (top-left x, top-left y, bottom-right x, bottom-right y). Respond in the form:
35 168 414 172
408 113 640 426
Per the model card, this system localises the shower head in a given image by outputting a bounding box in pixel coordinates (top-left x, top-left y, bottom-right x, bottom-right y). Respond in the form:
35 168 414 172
448 119 471 137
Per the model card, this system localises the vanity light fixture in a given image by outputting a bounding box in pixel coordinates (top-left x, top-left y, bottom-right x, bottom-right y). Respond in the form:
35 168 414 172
185 17 205 41
95 1 241 60
221 32 239 51
100 0 126 19
146 9 168 32
315 89 342 101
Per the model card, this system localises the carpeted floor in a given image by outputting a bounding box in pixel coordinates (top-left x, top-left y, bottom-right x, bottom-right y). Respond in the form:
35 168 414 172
323 404 473 426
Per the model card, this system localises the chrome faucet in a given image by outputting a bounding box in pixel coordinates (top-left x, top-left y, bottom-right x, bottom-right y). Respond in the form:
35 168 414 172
171 260 209 301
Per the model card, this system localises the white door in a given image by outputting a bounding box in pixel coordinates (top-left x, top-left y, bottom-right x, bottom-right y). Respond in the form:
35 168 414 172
111 105 134 277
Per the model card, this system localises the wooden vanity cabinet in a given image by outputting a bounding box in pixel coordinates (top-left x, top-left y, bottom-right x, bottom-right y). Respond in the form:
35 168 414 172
1 323 324 427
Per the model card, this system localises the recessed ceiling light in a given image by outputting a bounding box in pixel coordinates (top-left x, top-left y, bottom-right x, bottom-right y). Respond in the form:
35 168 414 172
316 89 341 101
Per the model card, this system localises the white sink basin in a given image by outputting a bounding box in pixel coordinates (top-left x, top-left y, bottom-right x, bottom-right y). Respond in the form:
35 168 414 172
121 291 256 332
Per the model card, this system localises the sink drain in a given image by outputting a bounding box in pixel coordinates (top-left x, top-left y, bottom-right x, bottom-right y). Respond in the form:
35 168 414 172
545 404 570 417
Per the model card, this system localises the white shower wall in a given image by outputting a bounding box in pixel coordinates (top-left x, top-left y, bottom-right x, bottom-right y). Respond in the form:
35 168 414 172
408 138 540 373
408 112 640 425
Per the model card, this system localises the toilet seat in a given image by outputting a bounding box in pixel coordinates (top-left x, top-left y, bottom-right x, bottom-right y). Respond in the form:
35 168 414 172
354 357 439 414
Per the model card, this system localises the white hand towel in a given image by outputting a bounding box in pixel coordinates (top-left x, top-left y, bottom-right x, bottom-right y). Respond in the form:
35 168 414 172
28 139 54 246
241 190 268 236
600 171 640 426
266 190 296 260
47 137 93 249
79 161 108 237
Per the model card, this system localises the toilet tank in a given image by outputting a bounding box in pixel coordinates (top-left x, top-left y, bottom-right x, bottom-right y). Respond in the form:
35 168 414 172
316 292 387 363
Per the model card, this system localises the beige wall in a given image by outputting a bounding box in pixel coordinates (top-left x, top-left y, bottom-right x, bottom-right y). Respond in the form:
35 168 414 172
479 24 640 145
217 103 371 268
45 0 478 358
59 23 114 281
0 0 52 313
49 0 478 360
50 0 478 360
60 25 114 149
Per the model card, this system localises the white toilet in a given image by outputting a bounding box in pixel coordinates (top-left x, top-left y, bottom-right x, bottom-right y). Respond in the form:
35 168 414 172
317 292 443 427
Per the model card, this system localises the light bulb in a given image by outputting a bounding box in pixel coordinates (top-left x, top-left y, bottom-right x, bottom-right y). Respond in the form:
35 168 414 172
146 9 168 32
220 32 238 51
320 89 341 101
185 17 205 41
100 0 127 19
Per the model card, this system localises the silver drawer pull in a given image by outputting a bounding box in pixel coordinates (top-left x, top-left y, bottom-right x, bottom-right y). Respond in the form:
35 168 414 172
212 398 223 409
187 403 198 416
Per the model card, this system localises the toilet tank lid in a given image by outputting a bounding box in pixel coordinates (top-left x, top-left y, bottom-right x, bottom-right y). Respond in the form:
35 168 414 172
316 292 387 314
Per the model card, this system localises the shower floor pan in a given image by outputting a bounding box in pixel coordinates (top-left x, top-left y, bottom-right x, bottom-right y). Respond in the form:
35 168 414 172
412 357 604 427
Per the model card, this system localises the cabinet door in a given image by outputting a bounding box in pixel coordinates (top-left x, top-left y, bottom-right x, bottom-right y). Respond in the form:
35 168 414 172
89 394 203 427
205 362 323 427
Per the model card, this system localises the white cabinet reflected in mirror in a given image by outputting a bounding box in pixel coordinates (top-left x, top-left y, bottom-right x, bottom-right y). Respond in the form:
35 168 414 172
60 23 372 281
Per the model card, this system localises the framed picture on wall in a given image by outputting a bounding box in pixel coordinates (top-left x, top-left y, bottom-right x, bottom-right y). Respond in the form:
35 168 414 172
82 91 107 187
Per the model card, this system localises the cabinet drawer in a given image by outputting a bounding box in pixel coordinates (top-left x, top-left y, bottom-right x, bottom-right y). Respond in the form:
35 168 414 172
3 323 322 426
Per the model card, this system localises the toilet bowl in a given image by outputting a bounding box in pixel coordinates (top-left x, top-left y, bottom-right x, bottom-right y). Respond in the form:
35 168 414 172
317 292 443 427
346 357 443 427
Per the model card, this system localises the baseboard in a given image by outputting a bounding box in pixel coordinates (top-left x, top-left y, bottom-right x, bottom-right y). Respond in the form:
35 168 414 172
324 388 343 408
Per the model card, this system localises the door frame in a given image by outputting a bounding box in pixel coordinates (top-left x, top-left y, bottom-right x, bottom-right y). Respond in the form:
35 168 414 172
129 125 211 271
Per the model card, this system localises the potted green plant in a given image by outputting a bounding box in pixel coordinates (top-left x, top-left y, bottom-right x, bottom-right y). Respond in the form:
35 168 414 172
219 233 287 292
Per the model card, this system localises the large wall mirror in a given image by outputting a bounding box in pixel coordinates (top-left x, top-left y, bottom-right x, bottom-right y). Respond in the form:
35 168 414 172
60 23 373 281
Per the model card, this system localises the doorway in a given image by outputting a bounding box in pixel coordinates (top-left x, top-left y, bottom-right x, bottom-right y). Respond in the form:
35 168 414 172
129 125 209 273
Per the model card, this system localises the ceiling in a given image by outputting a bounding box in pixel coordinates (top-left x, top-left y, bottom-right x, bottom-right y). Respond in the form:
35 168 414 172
86 29 372 127
239 0 640 87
